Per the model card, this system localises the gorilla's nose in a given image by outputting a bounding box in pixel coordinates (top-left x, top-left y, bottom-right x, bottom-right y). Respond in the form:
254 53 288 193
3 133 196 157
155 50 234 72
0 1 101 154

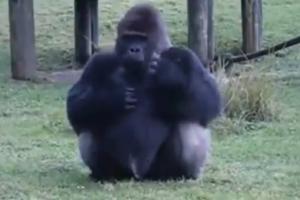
129 47 141 53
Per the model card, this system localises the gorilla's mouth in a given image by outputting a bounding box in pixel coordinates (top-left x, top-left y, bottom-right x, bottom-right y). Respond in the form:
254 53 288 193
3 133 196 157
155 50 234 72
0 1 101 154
122 55 144 66
122 56 147 77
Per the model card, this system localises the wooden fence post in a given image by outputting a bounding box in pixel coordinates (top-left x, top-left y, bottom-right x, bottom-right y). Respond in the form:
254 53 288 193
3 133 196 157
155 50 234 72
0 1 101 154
187 0 214 68
74 0 92 67
9 0 37 80
207 0 215 62
241 0 263 53
90 0 99 54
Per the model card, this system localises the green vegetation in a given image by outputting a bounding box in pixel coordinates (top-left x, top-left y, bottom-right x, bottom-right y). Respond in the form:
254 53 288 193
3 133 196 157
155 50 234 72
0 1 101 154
221 69 280 122
0 0 300 199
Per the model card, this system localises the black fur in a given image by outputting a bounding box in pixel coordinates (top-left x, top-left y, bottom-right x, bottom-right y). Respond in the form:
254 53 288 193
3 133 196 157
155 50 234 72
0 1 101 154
150 47 222 127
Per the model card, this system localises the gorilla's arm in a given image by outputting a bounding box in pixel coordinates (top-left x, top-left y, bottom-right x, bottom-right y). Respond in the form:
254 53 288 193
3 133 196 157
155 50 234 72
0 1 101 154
186 68 222 126
66 53 125 134
152 48 222 127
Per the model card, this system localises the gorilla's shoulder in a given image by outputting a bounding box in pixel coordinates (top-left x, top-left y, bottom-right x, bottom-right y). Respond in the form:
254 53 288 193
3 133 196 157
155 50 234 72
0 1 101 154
79 52 121 82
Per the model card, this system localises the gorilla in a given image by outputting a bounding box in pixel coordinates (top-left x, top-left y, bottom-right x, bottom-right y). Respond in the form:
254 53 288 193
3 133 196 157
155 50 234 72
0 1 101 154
67 3 173 181
66 3 222 182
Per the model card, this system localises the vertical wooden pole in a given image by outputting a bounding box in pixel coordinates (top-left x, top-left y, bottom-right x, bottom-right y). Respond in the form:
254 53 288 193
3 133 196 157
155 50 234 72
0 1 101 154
187 0 209 67
257 0 263 48
8 0 37 80
207 0 214 61
207 0 215 71
241 0 263 53
74 0 91 67
90 0 99 54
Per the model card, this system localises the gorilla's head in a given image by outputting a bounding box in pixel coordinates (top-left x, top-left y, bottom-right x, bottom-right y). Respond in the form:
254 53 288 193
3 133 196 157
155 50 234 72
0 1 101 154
115 3 172 79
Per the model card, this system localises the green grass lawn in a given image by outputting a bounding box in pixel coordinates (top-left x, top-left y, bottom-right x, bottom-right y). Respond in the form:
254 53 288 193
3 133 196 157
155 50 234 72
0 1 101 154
0 0 300 199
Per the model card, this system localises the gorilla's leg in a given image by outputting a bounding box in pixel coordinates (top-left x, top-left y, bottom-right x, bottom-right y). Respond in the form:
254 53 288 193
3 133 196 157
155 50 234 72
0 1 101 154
176 123 211 179
78 131 130 181
147 123 211 180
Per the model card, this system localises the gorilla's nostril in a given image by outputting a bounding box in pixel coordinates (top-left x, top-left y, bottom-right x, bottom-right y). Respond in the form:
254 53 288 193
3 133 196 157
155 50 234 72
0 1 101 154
130 48 141 53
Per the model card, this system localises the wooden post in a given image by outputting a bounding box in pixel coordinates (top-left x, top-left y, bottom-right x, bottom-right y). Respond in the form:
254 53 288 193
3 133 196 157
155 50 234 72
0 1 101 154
241 0 263 53
90 0 99 54
8 0 37 80
187 0 209 67
207 0 215 70
74 0 92 67
207 0 214 60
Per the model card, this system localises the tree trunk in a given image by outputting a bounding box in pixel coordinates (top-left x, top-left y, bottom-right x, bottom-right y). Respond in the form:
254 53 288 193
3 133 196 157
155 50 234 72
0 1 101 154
74 0 92 67
187 0 209 67
9 0 37 80
241 0 263 53
90 0 99 54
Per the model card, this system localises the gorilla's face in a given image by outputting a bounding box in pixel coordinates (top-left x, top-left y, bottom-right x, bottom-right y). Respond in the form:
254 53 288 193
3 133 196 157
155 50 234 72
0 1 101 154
115 34 149 65
115 33 153 79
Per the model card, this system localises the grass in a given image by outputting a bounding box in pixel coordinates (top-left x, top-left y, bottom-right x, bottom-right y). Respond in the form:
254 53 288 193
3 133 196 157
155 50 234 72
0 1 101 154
0 0 300 199
221 69 281 122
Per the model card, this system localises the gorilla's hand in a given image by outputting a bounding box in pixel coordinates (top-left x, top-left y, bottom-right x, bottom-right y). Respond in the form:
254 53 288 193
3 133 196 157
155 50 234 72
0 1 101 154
148 52 160 75
125 87 138 110
148 60 159 75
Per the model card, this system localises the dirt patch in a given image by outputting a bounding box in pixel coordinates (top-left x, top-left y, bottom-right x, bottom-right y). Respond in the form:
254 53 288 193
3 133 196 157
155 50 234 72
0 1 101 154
37 69 82 84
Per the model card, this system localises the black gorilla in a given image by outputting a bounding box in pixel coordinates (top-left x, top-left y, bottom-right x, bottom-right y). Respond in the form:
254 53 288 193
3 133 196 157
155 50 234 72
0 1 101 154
67 3 173 181
66 3 222 181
